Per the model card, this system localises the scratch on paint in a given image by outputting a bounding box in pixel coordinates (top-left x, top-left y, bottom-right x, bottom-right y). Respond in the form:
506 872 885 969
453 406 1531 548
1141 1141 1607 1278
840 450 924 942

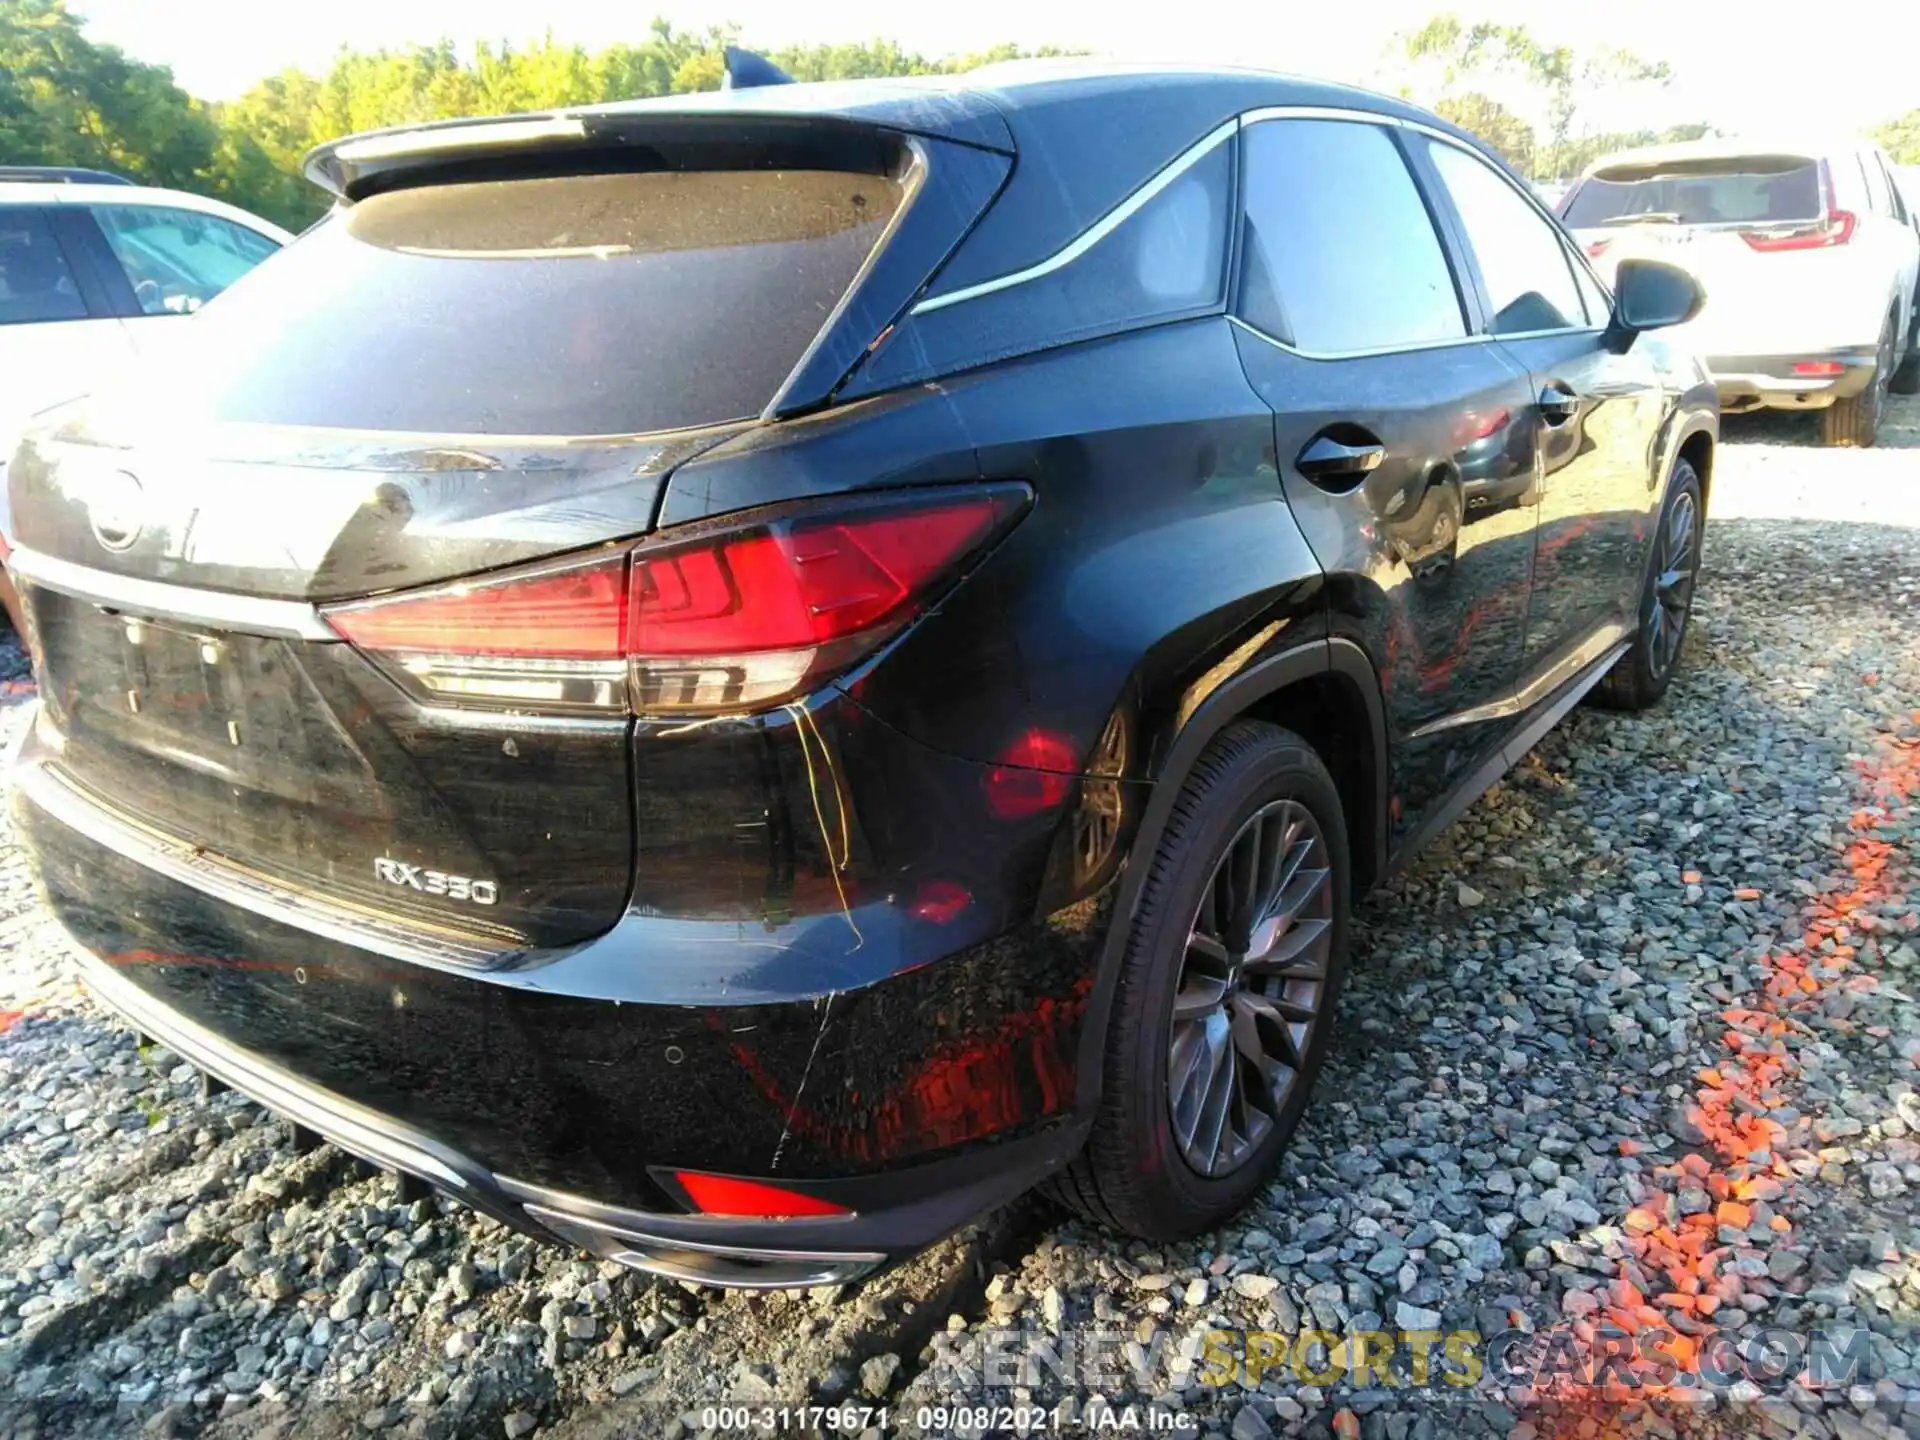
769 991 835 1173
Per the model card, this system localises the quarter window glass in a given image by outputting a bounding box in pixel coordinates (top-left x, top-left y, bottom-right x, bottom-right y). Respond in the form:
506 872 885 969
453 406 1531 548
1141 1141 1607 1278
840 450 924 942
1238 119 1464 352
1426 141 1586 335
0 210 87 325
92 206 281 315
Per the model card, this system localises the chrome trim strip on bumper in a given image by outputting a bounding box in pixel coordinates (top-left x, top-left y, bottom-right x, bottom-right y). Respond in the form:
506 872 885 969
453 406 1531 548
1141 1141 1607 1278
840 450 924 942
72 942 473 1193
15 754 523 972
523 1205 885 1290
5 545 340 642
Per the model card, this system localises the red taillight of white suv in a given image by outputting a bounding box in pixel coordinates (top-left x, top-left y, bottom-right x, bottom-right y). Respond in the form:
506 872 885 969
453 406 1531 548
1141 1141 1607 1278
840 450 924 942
324 485 1030 718
1741 161 1856 253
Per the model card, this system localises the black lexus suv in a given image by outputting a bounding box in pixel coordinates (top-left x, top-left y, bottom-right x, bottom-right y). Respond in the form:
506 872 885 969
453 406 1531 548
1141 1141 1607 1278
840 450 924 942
3 61 1716 1287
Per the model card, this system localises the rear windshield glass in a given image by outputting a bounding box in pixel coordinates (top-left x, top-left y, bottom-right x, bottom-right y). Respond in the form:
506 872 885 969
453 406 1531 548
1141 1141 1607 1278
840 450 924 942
1562 156 1820 228
150 168 902 435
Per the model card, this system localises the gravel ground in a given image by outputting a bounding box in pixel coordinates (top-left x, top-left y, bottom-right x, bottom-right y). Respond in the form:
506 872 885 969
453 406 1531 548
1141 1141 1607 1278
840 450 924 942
1 393 1917 1440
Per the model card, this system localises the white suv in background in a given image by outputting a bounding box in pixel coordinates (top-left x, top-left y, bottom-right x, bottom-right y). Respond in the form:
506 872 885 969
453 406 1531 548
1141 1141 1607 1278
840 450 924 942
0 168 292 453
1561 139 1920 446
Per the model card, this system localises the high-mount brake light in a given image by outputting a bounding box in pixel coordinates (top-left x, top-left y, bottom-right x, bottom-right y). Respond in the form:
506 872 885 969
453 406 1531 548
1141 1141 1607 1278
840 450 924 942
323 486 1029 717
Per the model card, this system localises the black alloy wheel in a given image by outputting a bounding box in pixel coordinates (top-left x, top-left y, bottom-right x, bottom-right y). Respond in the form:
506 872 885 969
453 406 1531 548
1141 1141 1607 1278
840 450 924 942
1166 797 1333 1177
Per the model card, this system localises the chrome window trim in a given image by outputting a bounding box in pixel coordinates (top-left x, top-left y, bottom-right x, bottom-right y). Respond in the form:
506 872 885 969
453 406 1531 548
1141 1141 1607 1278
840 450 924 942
7 544 340 641
1227 313 1495 363
908 117 1240 316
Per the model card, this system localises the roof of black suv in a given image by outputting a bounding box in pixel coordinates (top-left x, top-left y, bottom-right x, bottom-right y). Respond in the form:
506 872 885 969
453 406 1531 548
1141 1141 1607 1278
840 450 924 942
304 63 1480 312
306 64 1463 187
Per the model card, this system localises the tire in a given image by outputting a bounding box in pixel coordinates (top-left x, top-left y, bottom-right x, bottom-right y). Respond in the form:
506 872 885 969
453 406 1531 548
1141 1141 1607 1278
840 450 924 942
1594 460 1702 712
1048 720 1349 1240
1820 315 1896 446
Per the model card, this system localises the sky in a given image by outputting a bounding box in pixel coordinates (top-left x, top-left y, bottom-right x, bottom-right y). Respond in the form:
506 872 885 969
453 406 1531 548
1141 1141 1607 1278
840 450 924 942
76 0 1920 139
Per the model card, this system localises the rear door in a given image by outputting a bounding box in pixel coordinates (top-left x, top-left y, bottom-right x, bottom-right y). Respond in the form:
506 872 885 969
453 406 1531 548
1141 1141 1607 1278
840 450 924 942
7 157 928 953
1226 115 1540 843
1416 135 1668 678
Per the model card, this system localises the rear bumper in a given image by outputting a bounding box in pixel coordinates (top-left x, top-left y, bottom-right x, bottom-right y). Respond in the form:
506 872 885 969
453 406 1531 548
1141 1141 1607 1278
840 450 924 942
10 713 1106 1286
70 942 1076 1287
1706 346 1877 410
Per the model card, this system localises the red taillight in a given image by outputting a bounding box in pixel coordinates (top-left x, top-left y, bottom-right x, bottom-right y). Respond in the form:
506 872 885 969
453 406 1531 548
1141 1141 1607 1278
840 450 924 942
1584 239 1612 260
626 488 1021 714
673 1172 850 1218
326 553 632 710
1792 361 1846 377
1741 210 1854 251
328 556 628 657
1742 159 1853 252
323 486 1027 716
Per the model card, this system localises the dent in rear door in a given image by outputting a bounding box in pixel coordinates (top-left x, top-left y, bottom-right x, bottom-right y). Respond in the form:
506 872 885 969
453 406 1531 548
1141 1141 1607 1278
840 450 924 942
1233 328 1540 844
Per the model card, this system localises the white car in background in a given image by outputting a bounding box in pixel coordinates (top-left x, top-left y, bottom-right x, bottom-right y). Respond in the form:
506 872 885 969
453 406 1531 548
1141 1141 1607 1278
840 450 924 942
1560 139 1920 446
0 168 291 454
0 168 291 629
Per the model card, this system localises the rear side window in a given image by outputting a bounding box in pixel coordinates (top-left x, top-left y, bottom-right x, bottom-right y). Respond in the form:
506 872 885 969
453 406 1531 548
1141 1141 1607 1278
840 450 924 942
1563 156 1821 227
0 209 87 326
153 169 903 435
1237 119 1464 354
93 205 280 315
857 137 1231 390
1425 141 1586 336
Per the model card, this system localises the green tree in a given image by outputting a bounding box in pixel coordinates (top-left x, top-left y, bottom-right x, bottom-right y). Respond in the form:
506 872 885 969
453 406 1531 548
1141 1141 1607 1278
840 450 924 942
1396 14 1694 181
1874 110 1920 164
2 4 1076 230
0 0 215 186
1432 92 1533 174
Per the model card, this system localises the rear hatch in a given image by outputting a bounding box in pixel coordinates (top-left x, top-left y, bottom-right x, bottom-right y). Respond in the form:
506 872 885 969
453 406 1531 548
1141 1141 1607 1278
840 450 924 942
1564 151 1854 353
7 129 974 953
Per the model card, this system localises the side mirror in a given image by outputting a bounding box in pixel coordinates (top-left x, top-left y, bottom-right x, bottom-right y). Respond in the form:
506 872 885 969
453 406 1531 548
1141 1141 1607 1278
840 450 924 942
1611 258 1705 336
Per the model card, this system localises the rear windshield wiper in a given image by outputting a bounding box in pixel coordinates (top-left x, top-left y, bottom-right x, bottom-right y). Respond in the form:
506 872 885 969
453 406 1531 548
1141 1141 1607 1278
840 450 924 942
1602 212 1685 226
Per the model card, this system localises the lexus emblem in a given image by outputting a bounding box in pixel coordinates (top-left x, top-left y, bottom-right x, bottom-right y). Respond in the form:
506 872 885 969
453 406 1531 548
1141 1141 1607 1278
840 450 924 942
88 470 144 552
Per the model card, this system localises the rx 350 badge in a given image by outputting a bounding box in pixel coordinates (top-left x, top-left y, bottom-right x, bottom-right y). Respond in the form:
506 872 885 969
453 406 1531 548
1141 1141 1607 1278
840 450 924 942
374 857 498 905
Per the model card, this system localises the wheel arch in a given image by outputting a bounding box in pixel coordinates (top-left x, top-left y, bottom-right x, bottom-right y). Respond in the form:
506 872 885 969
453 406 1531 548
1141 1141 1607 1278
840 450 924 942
1072 636 1388 1115
1676 425 1714 512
